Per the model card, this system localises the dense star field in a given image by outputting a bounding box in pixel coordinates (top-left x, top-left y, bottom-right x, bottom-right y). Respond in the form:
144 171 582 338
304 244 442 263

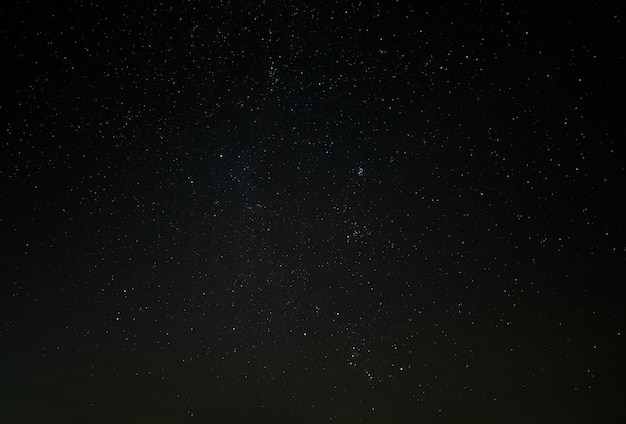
1 1 625 423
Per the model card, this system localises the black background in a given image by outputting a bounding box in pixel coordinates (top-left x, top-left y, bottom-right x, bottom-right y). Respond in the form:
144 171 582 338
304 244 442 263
1 1 625 423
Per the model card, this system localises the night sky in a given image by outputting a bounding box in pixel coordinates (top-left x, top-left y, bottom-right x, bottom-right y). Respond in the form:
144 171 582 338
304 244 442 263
1 1 625 423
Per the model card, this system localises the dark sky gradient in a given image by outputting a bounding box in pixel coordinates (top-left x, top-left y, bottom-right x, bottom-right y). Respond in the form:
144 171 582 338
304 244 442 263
1 2 625 423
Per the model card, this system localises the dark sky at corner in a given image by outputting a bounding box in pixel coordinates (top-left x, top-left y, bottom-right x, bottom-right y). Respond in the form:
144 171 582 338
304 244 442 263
1 1 625 423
